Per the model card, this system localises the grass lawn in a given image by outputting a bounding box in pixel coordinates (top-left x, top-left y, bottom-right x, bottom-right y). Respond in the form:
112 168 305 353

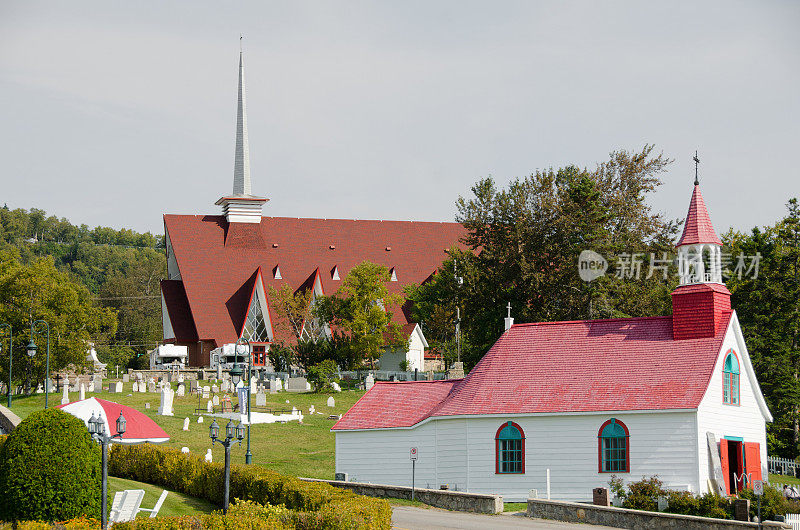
108 476 217 517
770 473 800 487
8 383 365 479
504 502 528 512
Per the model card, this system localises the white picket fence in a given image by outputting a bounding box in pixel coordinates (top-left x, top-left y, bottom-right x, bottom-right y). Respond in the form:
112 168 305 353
785 513 800 530
768 456 799 477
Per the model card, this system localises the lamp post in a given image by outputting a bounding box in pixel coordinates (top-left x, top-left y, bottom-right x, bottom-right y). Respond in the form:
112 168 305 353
234 337 252 464
87 410 126 530
0 324 11 407
28 320 50 408
209 418 245 514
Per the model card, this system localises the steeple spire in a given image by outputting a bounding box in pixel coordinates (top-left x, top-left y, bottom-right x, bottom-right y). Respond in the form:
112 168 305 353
233 35 251 196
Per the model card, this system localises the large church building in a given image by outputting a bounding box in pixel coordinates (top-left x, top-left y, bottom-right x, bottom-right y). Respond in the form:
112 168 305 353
160 51 464 369
333 182 772 502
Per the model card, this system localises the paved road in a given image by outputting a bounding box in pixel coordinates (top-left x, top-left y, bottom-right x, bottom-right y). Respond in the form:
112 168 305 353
391 506 617 529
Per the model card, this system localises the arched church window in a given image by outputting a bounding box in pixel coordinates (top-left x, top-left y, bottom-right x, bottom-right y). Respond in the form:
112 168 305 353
598 419 629 473
495 421 525 474
723 350 740 405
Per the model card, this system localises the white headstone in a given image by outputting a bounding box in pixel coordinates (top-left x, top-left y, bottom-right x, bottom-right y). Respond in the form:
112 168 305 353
178 374 184 383
148 381 156 393
309 405 315 414
331 381 341 392
140 381 147 393
250 376 257 389
211 384 219 394
365 374 375 391
35 384 43 394
197 416 204 423
158 388 174 416
61 383 70 405
183 417 190 431
207 400 213 413
327 397 335 408
205 449 212 463
275 378 283 392
114 381 123 393
132 381 138 392
292 407 298 415
145 402 151 409
176 383 185 397
79 383 86 401
305 381 312 391
202 386 210 399
221 379 230 393
181 447 190 454
217 364 222 379
92 375 102 391
87 380 95 393
212 395 220 406
122 374 130 383
256 391 266 407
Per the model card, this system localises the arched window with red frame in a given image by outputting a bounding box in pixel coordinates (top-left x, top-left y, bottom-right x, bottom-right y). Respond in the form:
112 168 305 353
495 421 525 474
598 418 630 473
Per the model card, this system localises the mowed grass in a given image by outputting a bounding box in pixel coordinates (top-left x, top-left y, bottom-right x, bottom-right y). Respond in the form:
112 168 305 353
8 383 366 479
108 476 217 517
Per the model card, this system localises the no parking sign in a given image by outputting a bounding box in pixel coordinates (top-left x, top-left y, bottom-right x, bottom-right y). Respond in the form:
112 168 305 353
410 447 418 461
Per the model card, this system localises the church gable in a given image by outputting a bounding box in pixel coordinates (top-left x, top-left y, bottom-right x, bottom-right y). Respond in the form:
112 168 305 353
239 268 274 343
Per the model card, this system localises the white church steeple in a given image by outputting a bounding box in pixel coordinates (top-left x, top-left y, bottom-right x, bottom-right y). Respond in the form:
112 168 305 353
216 37 268 224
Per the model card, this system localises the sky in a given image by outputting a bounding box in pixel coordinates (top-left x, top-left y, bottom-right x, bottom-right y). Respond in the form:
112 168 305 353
1 1 798 236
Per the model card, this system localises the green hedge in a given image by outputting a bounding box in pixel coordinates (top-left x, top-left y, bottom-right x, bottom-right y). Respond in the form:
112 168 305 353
108 444 390 530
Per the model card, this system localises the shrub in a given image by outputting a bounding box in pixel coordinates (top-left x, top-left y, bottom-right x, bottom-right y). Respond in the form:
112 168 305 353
0 409 101 522
621 476 665 511
306 359 339 393
663 490 699 515
109 445 391 529
739 483 800 521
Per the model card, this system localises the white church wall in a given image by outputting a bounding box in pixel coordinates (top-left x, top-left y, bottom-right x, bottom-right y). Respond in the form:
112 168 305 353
696 313 770 493
335 410 699 502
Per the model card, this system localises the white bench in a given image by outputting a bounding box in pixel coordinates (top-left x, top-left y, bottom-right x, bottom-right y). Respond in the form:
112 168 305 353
109 488 169 523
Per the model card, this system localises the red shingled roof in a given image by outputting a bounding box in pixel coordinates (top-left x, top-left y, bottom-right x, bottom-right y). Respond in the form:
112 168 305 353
677 185 722 246
334 314 731 430
333 380 462 430
163 215 465 346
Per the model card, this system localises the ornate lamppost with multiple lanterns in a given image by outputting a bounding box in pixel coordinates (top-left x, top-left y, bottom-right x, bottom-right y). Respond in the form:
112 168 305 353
87 411 126 530
209 418 245 514
27 320 50 408
0 323 11 407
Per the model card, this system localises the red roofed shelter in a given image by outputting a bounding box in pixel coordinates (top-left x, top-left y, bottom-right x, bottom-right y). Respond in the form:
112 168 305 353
333 182 771 502
160 51 464 370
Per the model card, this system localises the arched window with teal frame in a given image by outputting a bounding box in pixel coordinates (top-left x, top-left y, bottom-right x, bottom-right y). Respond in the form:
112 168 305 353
723 349 740 405
598 418 629 473
495 421 525 474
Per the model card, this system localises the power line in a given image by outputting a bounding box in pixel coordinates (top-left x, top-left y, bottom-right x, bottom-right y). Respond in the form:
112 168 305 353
93 296 161 300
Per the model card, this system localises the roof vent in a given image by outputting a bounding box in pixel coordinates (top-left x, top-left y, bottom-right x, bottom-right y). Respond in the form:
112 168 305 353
272 243 279 248
385 246 391 251
329 245 336 250
331 265 340 281
273 265 282 280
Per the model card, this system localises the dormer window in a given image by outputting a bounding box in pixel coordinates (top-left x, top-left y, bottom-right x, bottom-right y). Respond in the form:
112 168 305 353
389 268 397 282
331 265 340 280
723 349 740 405
273 265 282 280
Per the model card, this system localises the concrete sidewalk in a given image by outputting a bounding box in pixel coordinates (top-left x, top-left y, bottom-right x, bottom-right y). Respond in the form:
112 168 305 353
391 505 617 529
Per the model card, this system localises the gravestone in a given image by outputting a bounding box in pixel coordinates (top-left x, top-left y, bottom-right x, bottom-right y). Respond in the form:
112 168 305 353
122 373 130 383
365 374 375 391
287 377 308 391
733 499 750 521
176 383 185 397
190 380 198 393
148 381 156 393
182 417 190 431
79 383 86 401
145 402 150 409
205 449 212 463
221 396 233 413
212 395 220 406
87 380 95 393
305 381 312 391
61 383 69 405
109 382 123 393
250 376 257 389
178 374 184 383
292 407 298 415
221 379 230 393
216 364 222 379
35 384 43 394
657 496 668 512
202 386 210 399
132 381 139 392
269 379 278 394
331 381 341 392
211 384 219 394
93 374 103 391
181 447 190 454
275 378 283 392
206 400 213 413
255 391 266 407
592 488 610 507
158 388 174 416
140 381 147 393
327 397 335 408
197 416 204 423
309 405 315 414
71 379 80 392
46 379 55 393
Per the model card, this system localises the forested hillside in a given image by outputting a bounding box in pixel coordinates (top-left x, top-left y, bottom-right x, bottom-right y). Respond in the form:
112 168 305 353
0 205 164 373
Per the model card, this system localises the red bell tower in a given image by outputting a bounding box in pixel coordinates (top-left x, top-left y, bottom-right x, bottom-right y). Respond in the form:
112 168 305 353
671 169 731 340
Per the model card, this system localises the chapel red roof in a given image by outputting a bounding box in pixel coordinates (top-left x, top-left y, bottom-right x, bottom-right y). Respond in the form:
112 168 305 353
163 215 465 346
333 313 732 430
677 185 722 246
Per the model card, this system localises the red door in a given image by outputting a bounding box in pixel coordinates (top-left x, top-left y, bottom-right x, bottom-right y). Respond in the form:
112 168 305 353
744 442 762 482
720 439 730 495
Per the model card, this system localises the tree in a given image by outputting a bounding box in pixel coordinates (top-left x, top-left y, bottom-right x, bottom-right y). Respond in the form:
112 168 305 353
409 146 680 369
726 198 800 457
269 284 314 341
0 249 117 387
314 261 405 367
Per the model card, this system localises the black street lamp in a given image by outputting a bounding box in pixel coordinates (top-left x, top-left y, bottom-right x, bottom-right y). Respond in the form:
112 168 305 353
209 418 245 514
25 340 35 395
28 320 50 408
87 411 126 530
234 337 252 464
0 323 11 408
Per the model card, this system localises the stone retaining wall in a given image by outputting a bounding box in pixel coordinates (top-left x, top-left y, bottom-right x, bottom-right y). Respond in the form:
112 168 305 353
527 498 790 529
0 404 21 434
301 478 503 514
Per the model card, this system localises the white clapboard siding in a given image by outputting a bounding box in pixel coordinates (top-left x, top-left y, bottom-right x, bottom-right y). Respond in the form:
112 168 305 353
336 410 699 502
696 313 770 493
785 514 800 530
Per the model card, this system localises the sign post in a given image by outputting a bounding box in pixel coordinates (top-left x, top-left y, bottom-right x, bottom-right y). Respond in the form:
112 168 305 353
410 447 418 501
753 480 763 529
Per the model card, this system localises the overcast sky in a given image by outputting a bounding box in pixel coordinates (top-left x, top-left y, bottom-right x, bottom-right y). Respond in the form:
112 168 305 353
1 1 798 236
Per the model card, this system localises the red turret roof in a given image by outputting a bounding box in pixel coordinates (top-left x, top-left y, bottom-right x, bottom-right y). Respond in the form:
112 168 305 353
677 185 721 246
